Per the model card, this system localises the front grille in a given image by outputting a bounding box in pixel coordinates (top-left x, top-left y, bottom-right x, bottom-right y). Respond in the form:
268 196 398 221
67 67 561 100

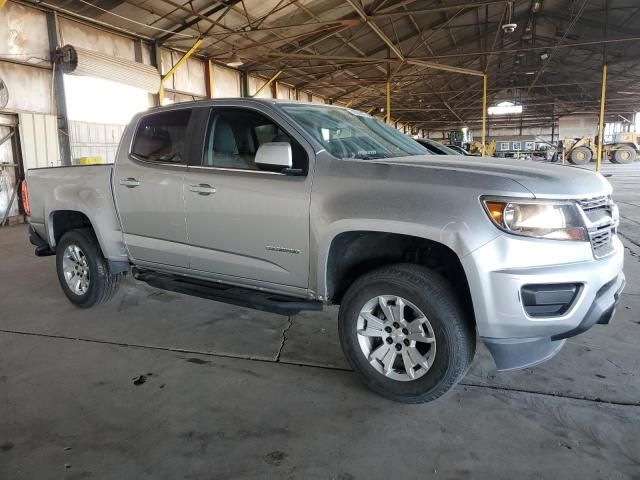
578 196 610 210
591 228 613 257
578 195 616 259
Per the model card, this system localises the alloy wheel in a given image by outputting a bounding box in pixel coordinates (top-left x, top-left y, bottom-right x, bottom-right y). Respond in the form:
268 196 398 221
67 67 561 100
356 295 436 382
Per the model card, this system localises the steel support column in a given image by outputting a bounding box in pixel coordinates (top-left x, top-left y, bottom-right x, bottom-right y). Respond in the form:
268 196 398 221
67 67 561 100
596 64 607 173
481 73 487 157
205 60 214 99
46 11 72 166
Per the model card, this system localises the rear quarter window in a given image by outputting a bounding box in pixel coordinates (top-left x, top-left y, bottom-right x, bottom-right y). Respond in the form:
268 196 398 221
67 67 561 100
131 109 191 164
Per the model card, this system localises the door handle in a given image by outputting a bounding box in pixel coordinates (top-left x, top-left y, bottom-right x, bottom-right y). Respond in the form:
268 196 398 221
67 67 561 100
119 177 140 188
189 184 217 195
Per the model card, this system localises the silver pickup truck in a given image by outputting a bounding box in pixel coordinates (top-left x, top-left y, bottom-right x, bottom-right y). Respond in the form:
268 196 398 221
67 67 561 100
25 99 625 403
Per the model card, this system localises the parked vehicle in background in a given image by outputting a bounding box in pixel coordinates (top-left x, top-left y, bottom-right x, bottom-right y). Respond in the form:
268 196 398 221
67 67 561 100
414 138 462 155
24 99 625 403
446 145 473 156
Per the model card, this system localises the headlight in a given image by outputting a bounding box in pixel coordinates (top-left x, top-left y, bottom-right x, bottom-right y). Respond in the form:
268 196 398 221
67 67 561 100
482 197 588 241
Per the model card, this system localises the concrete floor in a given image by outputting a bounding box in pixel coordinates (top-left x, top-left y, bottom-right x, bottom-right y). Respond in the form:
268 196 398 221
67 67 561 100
2 169 640 479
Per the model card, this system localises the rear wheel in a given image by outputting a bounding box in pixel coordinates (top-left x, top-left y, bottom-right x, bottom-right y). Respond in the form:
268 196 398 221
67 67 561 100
338 264 475 403
56 228 122 308
569 146 592 165
612 147 636 164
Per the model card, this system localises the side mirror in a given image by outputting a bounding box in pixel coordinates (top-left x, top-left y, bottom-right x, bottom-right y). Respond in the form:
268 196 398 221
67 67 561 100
255 142 292 172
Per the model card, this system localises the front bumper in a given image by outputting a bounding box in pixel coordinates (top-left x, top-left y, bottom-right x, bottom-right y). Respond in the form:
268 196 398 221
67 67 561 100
462 233 625 371
483 272 625 371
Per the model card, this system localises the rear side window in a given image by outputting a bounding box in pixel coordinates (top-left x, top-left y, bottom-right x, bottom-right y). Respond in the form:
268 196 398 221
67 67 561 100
131 109 191 164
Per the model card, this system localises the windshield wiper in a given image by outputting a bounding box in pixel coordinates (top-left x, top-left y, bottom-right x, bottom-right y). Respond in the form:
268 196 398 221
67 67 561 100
350 153 394 160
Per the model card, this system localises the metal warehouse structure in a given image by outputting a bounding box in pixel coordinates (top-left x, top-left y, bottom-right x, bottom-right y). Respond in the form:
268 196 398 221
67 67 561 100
1 0 640 218
42 1 640 128
3 1 640 132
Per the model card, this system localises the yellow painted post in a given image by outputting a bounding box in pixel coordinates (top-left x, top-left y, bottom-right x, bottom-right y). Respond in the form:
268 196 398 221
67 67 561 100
386 80 391 124
159 38 203 104
481 73 487 157
596 64 607 173
252 70 282 98
206 59 214 99
162 39 203 83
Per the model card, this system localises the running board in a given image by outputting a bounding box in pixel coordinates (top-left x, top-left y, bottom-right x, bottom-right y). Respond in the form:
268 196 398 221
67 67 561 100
132 268 323 316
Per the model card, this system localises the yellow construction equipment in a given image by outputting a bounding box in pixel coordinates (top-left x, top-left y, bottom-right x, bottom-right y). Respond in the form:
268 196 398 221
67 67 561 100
563 133 638 165
562 136 597 165
607 132 638 163
468 140 496 156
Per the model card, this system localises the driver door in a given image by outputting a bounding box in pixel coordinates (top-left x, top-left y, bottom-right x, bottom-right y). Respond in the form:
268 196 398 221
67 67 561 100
183 106 313 288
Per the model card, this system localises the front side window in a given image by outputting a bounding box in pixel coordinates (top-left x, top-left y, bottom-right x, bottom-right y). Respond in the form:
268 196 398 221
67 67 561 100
203 109 307 171
281 104 428 160
131 109 191 164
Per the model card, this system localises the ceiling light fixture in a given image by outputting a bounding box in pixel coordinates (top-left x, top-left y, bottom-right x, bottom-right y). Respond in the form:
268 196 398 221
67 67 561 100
488 101 523 115
226 52 244 67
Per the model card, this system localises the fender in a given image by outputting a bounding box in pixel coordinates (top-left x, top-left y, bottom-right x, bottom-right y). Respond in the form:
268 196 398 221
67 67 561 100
313 218 494 300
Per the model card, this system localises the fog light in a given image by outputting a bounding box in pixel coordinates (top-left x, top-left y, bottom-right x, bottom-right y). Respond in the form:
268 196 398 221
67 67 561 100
521 283 581 317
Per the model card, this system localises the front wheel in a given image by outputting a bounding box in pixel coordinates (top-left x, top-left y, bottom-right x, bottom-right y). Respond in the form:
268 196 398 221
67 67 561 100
338 264 475 403
56 228 122 308
569 146 592 165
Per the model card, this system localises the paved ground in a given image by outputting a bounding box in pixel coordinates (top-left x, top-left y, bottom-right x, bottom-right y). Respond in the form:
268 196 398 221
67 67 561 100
1 166 640 479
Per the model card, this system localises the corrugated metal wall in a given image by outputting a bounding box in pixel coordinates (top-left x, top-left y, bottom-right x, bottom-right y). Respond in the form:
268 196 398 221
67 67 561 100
68 120 126 164
18 113 61 169
0 123 18 219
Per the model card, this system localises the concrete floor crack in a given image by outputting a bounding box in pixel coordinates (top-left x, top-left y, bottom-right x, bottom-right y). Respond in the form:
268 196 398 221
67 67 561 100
2 329 639 408
275 316 293 362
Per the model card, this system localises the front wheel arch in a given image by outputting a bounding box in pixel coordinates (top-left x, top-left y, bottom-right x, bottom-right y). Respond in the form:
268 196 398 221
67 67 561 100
323 231 474 323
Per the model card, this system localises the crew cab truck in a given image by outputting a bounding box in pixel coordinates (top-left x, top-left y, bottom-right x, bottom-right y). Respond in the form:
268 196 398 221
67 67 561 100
24 99 625 403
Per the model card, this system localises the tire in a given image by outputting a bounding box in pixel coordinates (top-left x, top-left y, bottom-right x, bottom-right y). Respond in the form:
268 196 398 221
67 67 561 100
338 263 475 403
612 147 636 164
569 146 592 165
56 228 122 308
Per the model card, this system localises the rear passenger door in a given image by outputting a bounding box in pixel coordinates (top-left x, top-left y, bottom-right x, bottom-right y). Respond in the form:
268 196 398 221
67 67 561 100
183 106 313 289
113 108 193 267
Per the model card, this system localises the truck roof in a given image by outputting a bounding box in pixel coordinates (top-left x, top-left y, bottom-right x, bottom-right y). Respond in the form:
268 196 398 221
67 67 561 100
144 97 351 113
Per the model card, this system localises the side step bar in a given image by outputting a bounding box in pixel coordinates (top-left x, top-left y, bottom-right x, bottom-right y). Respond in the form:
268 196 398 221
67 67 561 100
133 268 323 316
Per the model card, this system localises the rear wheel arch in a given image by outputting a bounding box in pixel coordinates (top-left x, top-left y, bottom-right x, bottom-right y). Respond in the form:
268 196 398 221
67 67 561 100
48 210 102 253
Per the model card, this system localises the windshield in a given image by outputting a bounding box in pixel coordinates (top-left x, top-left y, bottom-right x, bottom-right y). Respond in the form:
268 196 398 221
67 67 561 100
281 104 428 160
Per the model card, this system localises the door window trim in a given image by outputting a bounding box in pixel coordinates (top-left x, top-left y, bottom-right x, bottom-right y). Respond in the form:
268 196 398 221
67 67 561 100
128 106 195 169
192 105 311 176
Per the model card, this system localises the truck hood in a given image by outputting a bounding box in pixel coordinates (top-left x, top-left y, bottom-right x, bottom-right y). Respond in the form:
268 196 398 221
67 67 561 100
374 154 612 198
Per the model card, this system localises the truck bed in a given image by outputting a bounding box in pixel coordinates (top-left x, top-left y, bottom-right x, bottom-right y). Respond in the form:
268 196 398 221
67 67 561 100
27 164 128 263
